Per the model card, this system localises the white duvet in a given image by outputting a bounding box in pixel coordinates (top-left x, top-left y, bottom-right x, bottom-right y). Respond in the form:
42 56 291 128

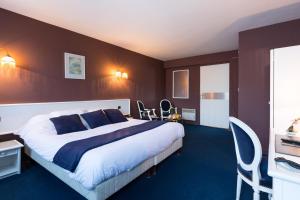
17 113 184 190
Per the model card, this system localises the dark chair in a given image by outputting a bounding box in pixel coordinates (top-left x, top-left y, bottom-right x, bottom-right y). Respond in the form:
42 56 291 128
229 117 272 200
160 99 177 120
137 100 158 120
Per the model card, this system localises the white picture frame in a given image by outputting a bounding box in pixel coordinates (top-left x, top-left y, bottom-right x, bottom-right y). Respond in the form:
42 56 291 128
172 69 189 99
64 53 85 79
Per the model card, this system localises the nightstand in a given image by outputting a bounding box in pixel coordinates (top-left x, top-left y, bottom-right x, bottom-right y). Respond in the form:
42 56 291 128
0 140 23 179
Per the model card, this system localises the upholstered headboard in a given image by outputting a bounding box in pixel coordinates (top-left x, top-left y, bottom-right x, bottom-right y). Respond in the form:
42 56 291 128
0 99 130 134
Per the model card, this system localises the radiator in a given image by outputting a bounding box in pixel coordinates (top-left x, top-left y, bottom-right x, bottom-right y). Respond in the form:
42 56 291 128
182 108 196 121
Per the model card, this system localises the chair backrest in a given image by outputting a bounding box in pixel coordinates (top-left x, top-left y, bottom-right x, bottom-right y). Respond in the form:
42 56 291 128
137 100 145 111
160 99 171 112
229 117 262 181
137 100 145 119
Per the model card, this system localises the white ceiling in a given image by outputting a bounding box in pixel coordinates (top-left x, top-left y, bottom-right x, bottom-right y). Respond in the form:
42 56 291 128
1 0 300 61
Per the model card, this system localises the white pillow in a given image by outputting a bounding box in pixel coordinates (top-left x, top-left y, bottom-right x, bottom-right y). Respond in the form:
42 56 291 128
16 114 57 137
17 109 87 138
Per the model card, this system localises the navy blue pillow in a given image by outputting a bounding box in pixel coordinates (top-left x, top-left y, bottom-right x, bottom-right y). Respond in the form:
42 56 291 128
80 110 111 129
104 109 128 123
50 114 87 135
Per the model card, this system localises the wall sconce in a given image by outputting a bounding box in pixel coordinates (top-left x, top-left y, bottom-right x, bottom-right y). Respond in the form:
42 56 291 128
0 48 16 68
115 70 128 79
115 70 122 78
1 54 16 68
122 72 128 79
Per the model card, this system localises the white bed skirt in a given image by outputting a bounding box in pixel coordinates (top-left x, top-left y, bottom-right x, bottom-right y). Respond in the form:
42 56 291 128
25 138 183 200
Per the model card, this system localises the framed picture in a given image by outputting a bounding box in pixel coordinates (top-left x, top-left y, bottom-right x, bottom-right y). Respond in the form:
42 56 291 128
64 53 85 79
173 69 189 99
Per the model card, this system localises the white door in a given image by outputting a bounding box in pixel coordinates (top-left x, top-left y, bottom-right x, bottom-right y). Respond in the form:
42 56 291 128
200 63 229 129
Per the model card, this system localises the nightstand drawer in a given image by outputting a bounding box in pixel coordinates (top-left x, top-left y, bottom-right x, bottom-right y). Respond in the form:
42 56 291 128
0 149 18 157
0 154 17 169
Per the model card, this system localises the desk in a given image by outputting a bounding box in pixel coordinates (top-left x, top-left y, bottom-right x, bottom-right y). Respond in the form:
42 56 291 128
268 129 300 200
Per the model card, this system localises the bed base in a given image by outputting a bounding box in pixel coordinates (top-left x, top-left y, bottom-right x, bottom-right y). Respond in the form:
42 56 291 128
25 138 183 200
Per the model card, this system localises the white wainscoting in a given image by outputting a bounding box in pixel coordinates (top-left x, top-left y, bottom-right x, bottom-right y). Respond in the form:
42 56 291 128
0 99 130 134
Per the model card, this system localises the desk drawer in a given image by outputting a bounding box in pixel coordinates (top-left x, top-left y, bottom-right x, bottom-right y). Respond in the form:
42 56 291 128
0 149 18 158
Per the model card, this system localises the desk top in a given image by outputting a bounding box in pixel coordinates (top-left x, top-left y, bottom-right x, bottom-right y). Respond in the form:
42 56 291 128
268 129 300 184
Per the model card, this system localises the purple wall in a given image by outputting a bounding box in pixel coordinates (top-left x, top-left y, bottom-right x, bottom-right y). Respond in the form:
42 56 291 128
0 8 164 118
239 19 300 153
164 51 239 124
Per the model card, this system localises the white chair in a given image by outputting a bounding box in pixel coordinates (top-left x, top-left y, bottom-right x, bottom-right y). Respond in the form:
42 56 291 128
160 99 177 120
137 100 158 121
229 117 272 200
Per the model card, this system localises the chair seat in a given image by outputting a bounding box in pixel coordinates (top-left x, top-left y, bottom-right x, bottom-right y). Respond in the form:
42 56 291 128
150 115 160 119
162 112 169 117
237 156 272 188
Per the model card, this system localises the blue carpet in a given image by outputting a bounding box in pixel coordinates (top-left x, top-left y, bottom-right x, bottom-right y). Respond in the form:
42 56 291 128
0 125 268 200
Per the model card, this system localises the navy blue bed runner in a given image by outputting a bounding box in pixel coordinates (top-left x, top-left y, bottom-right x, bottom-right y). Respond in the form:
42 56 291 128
53 120 167 172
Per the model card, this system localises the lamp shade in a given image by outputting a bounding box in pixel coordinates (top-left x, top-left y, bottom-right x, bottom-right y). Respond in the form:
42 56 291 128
122 72 128 79
115 71 122 78
1 54 16 68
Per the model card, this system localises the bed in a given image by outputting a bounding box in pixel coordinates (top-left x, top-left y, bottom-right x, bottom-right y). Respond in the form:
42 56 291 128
0 99 184 200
